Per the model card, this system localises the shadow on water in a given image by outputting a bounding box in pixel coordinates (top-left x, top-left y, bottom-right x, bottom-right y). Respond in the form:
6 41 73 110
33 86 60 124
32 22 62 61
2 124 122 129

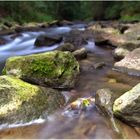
0 24 140 139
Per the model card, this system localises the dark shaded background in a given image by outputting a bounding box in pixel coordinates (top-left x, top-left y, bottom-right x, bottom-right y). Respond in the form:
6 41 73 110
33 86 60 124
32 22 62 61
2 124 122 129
0 1 140 23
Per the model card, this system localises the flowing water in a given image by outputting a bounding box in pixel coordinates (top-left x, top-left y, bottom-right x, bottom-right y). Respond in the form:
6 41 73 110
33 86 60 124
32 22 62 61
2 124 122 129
0 24 140 139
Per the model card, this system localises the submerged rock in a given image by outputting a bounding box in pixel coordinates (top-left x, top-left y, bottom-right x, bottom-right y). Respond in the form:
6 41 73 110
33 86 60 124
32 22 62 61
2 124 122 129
93 62 106 69
3 51 79 89
113 83 140 126
0 75 65 124
106 70 140 87
114 48 140 76
34 34 62 47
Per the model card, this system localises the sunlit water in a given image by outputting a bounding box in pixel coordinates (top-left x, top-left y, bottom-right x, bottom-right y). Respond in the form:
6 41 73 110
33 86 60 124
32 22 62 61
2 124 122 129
0 24 140 139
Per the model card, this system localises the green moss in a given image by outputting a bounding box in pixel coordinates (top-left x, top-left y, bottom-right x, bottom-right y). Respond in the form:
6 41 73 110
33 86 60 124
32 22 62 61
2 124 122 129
4 51 79 88
29 51 78 79
0 75 41 102
2 67 6 75
31 57 63 78
0 75 65 124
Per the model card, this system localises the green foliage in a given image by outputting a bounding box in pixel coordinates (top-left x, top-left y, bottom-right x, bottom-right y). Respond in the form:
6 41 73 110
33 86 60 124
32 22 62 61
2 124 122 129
0 1 55 23
0 1 140 23
120 14 140 22
105 2 122 20
120 2 140 22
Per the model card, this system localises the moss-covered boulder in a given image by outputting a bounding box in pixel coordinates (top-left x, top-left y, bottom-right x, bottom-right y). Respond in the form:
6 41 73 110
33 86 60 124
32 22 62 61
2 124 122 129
3 51 79 89
0 75 65 124
113 83 140 126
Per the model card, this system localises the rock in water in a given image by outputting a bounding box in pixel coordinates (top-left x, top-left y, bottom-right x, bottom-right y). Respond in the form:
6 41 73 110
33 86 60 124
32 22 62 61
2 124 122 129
3 51 79 89
57 43 75 52
95 88 115 116
114 48 140 76
34 34 62 47
113 83 140 126
0 75 65 124
64 30 88 48
72 48 87 60
95 88 137 135
113 47 130 60
0 37 6 45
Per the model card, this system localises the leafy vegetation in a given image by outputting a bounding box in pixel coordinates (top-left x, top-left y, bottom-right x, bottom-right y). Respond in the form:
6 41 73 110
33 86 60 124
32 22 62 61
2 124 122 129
0 1 140 23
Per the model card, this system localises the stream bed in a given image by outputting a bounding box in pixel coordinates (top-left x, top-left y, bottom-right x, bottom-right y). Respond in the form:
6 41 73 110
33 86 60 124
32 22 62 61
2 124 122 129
0 24 140 139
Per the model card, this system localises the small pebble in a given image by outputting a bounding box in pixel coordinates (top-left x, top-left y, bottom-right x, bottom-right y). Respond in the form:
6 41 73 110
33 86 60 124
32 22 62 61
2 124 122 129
108 78 117 83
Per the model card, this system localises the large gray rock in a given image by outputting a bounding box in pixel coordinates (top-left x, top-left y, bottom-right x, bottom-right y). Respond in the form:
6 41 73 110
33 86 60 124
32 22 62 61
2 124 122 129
3 51 79 89
113 83 140 126
0 75 65 124
114 48 140 76
95 88 129 135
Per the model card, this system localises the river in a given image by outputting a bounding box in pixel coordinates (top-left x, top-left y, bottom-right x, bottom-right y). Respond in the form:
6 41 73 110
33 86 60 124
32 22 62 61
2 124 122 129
0 24 140 139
